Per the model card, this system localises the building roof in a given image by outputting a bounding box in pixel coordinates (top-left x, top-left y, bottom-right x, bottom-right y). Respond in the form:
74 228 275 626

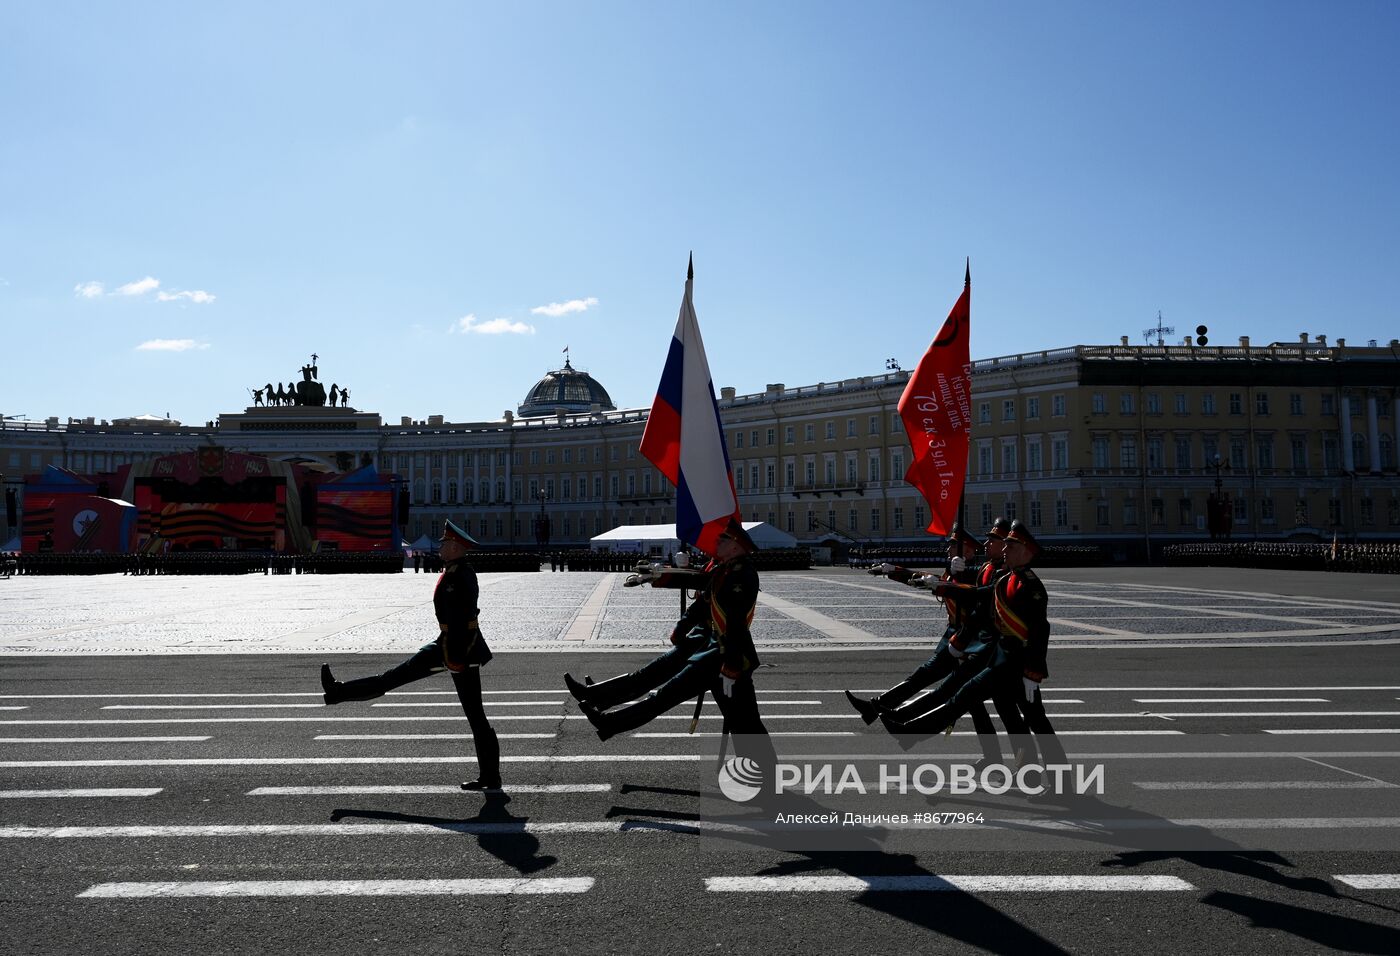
518 358 616 418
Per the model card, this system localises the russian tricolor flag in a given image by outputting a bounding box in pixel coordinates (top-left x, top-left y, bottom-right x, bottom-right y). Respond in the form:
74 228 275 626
640 256 741 556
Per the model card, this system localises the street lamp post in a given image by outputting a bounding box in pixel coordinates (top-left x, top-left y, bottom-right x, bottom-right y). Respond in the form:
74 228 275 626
533 489 551 556
1207 453 1232 540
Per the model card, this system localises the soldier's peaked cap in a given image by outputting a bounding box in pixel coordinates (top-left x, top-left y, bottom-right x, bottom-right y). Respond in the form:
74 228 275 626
985 516 1012 541
1005 519 1041 555
720 518 760 553
440 519 479 549
947 523 978 547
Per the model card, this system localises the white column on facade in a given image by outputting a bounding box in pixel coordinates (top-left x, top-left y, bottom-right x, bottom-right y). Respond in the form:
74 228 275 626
1366 392 1381 472
488 449 496 503
1339 391 1354 472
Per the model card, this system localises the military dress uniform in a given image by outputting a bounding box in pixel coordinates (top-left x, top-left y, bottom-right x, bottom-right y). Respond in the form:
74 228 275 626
883 521 1045 741
582 522 770 748
564 561 719 710
320 520 501 789
846 523 1017 764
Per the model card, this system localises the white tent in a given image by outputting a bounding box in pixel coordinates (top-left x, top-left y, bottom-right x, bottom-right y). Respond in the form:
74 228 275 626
1 535 19 552
589 522 796 554
408 533 436 552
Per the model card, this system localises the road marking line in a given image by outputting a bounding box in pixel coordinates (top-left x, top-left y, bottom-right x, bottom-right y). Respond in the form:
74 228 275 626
1296 756 1398 787
0 755 719 767
1133 698 1331 704
10 818 1399 841
0 707 28 711
78 877 596 898
0 691 572 699
703 875 1196 893
561 575 616 641
1134 781 1396 790
370 702 565 708
317 739 557 744
630 739 856 744
1334 875 1400 890
0 788 162 799
1047 618 1139 637
758 593 881 641
0 736 211 743
102 704 324 710
248 784 612 795
1265 729 1400 735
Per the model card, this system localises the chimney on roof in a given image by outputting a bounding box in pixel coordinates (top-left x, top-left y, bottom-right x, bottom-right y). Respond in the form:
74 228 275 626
1300 333 1309 344
400 416 411 426
1337 338 1346 348
720 387 736 401
1239 336 1250 348
1120 336 1130 346
1316 334 1327 345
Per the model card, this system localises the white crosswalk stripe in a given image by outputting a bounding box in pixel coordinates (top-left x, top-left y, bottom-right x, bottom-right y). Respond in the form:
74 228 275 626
1334 875 1400 889
704 875 1196 892
78 878 596 898
0 788 163 799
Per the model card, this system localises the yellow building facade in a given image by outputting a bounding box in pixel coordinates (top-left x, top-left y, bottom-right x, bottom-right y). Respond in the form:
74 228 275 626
4 336 1398 557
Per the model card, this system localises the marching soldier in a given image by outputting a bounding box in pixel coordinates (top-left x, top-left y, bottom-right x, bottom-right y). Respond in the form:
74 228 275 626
319 519 501 790
849 518 1025 765
882 521 1051 756
579 520 770 754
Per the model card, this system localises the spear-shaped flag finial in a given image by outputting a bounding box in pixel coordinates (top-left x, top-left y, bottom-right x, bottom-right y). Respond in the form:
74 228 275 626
687 252 693 281
965 257 970 286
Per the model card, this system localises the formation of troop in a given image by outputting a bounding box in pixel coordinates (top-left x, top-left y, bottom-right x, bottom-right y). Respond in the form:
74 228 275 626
319 517 775 791
314 510 1064 795
846 517 1065 770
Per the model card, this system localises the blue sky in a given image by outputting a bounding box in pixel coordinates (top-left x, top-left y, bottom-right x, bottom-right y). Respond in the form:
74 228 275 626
3 1 1396 426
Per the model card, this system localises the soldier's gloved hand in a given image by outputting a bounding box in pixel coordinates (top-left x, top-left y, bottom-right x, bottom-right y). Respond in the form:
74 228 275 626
1023 676 1040 702
949 556 966 573
719 664 740 697
947 642 966 659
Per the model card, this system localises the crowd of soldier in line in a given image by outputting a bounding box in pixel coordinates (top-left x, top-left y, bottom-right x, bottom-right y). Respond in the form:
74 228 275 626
1165 540 1400 574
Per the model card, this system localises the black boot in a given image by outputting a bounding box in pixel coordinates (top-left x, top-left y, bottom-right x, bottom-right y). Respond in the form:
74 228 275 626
564 673 590 704
320 663 343 705
462 728 502 790
844 690 882 725
580 701 616 742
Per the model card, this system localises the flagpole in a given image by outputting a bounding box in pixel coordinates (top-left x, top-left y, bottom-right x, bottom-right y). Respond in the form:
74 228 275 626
959 257 970 532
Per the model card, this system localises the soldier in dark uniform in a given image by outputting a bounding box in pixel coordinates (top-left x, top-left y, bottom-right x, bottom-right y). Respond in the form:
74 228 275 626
845 521 1019 766
564 560 718 710
579 520 769 753
882 521 1050 753
319 520 501 790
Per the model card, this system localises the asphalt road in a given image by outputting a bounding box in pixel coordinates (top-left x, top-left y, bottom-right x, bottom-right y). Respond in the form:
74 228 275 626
4 645 1400 955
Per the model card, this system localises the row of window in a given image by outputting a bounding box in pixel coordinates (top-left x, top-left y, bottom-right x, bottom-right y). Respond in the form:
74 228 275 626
1082 391 1392 419
731 415 904 449
1080 433 1396 473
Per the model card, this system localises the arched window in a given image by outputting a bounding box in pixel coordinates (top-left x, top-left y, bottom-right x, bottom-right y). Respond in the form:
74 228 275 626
431 481 442 504
447 480 457 503
1381 434 1395 470
1352 433 1368 470
464 480 474 504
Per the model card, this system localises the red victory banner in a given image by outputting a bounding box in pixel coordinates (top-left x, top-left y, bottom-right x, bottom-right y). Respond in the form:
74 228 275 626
897 262 972 536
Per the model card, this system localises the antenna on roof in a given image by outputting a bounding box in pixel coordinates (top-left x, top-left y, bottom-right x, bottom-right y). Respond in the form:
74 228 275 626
1143 311 1175 346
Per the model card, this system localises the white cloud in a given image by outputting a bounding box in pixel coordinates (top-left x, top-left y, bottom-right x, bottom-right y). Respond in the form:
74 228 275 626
531 296 598 317
453 313 534 335
114 276 161 296
135 338 210 352
156 289 216 304
75 281 105 298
